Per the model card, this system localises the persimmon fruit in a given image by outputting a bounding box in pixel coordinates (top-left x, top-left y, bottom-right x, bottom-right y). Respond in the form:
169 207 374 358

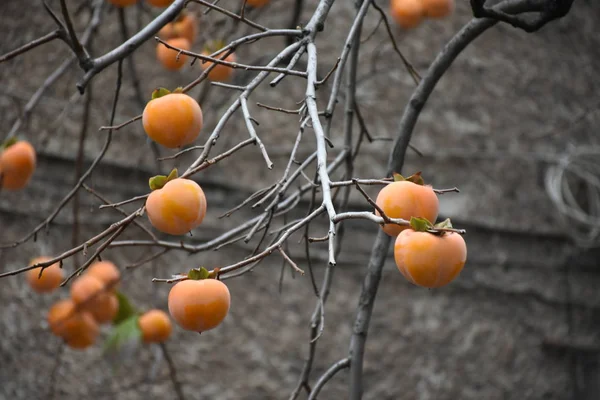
89 293 119 324
245 0 270 7
70 275 110 312
421 0 454 18
138 309 172 343
47 299 99 349
107 0 138 7
0 140 36 190
390 0 424 29
156 37 191 71
158 13 197 44
200 52 236 82
168 279 230 332
146 178 207 235
375 180 439 237
394 229 467 288
86 261 120 290
26 257 63 293
142 93 203 148
146 0 173 7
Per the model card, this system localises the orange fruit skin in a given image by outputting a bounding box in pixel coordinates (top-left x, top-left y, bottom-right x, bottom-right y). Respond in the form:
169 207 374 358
390 0 424 29
421 0 454 18
156 37 191 71
246 0 270 7
70 275 109 312
64 312 99 350
0 140 36 190
89 293 119 324
147 0 173 7
201 52 236 82
394 229 466 288
159 14 197 44
138 309 173 343
86 261 120 290
47 299 99 348
375 181 439 237
26 257 63 293
175 14 197 44
107 0 138 7
142 93 203 149
146 178 207 235
168 279 230 332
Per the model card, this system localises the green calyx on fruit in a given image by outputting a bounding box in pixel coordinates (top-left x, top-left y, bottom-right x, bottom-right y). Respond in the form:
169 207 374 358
148 168 178 191
392 171 425 185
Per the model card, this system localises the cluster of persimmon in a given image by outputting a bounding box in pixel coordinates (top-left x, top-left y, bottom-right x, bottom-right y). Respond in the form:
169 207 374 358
375 172 467 288
26 258 172 350
141 87 231 333
390 0 454 29
0 139 36 191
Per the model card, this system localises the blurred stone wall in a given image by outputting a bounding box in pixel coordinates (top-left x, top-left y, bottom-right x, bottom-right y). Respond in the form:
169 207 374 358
0 0 599 399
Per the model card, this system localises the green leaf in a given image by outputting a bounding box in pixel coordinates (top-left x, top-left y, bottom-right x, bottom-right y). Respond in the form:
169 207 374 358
149 174 168 191
151 87 171 100
166 168 178 182
405 171 424 186
113 291 138 325
434 218 453 230
392 172 405 182
410 216 433 232
1 137 18 150
103 315 142 355
187 267 210 280
172 86 184 94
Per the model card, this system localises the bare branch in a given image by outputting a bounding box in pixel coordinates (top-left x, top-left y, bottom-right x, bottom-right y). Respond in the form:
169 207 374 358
190 0 268 31
0 30 61 63
307 358 350 400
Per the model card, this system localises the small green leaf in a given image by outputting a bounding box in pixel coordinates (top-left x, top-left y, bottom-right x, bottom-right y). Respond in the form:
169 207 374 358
1 137 18 150
149 174 168 191
113 291 138 325
103 315 142 355
405 171 425 186
166 168 178 182
172 87 184 94
392 172 405 182
187 267 210 280
151 87 171 100
410 216 433 232
434 218 453 230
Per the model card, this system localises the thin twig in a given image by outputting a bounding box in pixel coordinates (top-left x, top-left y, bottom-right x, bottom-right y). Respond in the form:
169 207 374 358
0 30 61 63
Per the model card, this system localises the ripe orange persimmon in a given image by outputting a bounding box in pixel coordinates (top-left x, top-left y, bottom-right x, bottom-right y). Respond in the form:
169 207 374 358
86 261 120 290
245 0 270 7
0 140 36 190
394 229 467 288
70 275 109 312
146 178 207 235
26 257 63 293
138 309 172 343
89 293 119 324
146 0 173 7
156 37 191 71
142 93 203 148
200 52 236 82
390 0 424 29
47 299 99 348
421 0 454 18
107 0 138 7
168 279 230 332
159 13 197 44
375 180 439 237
